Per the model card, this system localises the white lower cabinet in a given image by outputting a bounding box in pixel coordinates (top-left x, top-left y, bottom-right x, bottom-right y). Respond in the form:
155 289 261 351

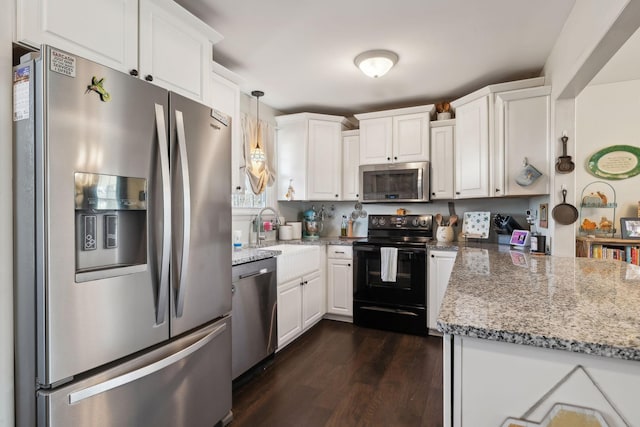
428 249 457 331
326 245 353 320
277 270 324 350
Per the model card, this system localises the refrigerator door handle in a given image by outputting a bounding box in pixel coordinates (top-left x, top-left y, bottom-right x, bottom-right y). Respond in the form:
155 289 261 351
155 103 171 325
68 322 227 404
174 110 191 318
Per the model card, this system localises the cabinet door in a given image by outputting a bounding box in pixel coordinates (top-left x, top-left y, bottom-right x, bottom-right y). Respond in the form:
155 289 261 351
359 117 393 165
428 250 457 330
307 120 342 200
342 133 360 201
393 113 429 162
455 96 490 198
210 70 241 191
16 0 138 73
276 119 308 201
430 125 455 199
277 278 303 349
302 271 324 330
327 259 353 316
139 0 215 103
496 88 550 196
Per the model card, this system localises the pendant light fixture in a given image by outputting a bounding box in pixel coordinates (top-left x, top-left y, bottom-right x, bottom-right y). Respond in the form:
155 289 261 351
249 90 266 170
354 50 399 78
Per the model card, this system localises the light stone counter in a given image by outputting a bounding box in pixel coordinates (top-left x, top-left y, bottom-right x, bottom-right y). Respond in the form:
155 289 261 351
437 246 640 361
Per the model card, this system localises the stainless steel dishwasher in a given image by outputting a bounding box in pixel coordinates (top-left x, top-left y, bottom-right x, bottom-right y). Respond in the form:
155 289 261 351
231 257 277 380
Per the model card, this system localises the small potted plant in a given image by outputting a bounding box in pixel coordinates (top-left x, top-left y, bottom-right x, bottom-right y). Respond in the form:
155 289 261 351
435 102 452 120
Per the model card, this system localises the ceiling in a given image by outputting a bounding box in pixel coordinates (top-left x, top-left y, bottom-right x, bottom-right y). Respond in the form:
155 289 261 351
176 0 576 116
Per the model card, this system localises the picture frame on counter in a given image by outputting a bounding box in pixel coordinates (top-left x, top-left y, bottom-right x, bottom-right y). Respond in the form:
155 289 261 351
620 217 640 239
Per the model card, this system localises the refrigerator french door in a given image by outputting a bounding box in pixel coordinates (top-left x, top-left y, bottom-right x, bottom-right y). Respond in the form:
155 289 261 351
14 46 232 426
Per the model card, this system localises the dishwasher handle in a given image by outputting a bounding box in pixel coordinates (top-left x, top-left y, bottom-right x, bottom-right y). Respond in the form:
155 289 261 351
239 268 271 280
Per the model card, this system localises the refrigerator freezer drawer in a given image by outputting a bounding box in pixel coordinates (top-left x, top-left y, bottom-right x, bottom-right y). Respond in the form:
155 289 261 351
37 316 231 427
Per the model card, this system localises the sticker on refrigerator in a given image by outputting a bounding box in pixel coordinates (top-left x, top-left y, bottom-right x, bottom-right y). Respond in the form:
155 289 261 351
211 109 229 127
50 49 76 77
13 65 30 121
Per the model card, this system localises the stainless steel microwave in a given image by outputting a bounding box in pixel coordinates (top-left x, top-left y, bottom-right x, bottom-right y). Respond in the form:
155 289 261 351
359 161 430 203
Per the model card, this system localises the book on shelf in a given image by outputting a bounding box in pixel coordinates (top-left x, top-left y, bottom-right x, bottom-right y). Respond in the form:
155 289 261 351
588 243 640 265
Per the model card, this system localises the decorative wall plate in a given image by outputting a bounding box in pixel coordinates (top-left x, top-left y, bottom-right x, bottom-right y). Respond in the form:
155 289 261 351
587 145 640 180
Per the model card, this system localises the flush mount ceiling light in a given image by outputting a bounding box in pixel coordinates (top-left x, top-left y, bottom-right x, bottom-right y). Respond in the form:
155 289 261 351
354 50 399 78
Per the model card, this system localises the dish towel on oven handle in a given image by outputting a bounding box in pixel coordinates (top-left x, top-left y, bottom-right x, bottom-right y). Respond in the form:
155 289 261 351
380 247 398 282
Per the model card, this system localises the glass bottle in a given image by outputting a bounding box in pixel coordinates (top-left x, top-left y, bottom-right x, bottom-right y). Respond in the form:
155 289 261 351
341 215 347 237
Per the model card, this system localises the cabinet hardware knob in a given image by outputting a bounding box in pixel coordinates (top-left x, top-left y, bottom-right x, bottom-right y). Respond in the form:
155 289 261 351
432 192 436 196
347 263 351 267
387 157 391 161
456 191 460 195
129 69 139 77
356 194 359 197
335 194 339 197
431 254 435 258
394 156 398 160
495 188 500 192
145 75 154 82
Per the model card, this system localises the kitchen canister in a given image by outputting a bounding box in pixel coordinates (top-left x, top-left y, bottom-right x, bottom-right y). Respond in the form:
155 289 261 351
279 225 293 241
436 226 455 243
288 222 302 239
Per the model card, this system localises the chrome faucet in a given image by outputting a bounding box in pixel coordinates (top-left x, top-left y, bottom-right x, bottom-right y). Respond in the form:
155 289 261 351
254 206 281 247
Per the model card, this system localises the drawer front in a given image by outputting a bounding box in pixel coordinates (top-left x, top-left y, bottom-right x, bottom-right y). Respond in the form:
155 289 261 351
327 245 353 259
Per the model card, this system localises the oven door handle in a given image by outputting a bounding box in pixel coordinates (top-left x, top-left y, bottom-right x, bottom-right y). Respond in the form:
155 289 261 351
354 245 426 254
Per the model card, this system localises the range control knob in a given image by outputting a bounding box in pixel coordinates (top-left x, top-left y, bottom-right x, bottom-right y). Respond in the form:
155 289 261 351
378 217 387 226
411 218 420 227
419 219 429 227
371 217 378 226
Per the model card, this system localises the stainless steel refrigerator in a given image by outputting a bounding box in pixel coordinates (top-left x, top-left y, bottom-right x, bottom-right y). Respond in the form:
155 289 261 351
14 46 232 426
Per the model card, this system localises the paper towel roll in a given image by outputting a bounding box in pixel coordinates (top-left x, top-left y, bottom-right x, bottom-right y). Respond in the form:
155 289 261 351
279 225 293 240
288 222 302 239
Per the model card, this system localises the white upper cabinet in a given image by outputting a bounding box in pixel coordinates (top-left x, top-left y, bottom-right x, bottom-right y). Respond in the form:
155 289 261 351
495 86 551 196
16 0 138 72
451 77 547 199
358 117 393 164
342 130 360 201
355 105 434 165
430 121 455 200
454 96 490 198
276 113 351 201
393 112 430 162
138 0 221 103
15 0 223 104
209 64 242 190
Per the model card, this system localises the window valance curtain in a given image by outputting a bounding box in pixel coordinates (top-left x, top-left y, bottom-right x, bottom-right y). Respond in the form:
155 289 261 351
241 113 276 195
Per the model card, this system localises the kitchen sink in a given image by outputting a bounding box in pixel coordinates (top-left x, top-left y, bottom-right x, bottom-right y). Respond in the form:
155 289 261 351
259 244 319 284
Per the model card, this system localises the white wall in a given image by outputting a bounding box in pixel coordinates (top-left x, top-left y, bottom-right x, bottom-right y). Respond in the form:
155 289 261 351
1 0 15 424
576 79 640 227
542 0 639 256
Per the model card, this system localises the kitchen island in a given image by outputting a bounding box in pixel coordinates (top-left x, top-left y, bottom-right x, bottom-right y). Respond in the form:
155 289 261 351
437 246 640 426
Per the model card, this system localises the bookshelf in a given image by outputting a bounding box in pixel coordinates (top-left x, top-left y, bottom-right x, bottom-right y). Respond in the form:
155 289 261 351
576 236 640 264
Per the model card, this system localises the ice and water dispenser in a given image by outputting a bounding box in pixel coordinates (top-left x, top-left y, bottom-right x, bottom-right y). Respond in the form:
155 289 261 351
74 172 148 282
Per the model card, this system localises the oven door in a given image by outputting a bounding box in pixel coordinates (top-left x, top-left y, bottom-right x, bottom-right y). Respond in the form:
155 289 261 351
353 243 426 307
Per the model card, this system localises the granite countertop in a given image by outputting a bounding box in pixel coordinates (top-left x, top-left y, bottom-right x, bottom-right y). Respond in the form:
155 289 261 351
232 248 282 266
437 246 640 361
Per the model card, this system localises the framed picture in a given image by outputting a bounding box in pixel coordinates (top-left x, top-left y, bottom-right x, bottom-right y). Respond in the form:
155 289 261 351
539 203 548 229
620 217 640 239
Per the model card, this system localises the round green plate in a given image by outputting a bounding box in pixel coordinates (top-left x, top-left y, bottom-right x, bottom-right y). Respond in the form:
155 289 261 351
587 145 640 180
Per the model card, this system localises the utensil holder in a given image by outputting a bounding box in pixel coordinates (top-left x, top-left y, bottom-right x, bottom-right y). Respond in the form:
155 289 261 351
436 226 455 243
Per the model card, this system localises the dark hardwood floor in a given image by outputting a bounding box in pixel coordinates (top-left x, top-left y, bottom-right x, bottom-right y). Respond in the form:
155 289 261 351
231 320 443 427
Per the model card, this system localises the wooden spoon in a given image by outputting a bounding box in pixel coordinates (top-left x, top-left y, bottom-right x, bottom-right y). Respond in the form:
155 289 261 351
435 213 442 226
449 215 458 227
